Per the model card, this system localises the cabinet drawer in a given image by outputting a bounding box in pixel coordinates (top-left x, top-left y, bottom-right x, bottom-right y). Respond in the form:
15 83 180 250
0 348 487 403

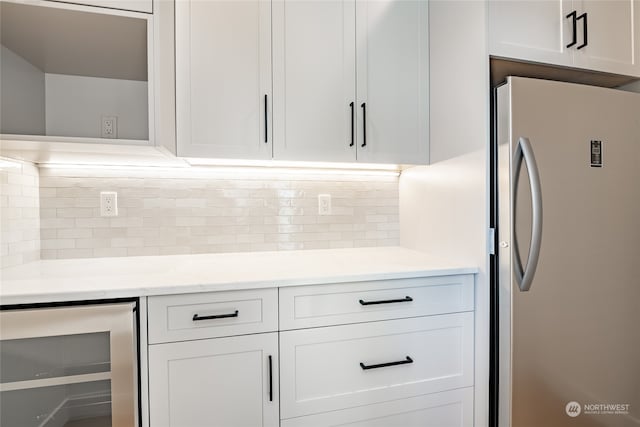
280 313 474 418
279 275 473 330
148 289 278 344
281 387 473 427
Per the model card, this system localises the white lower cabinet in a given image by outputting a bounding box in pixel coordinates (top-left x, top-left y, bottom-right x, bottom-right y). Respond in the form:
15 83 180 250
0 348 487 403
148 333 279 427
280 387 474 427
147 275 475 427
279 313 474 419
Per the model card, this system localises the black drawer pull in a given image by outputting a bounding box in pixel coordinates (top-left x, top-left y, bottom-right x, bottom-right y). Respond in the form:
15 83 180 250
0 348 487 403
576 12 588 49
566 10 577 48
264 94 268 143
359 296 413 306
360 356 413 370
192 310 239 321
349 101 355 147
268 355 273 402
360 102 367 147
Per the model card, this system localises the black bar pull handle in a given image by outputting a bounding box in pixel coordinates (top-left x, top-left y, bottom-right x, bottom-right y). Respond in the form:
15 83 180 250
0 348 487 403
360 356 413 370
577 12 588 49
268 355 273 402
360 102 367 147
566 10 577 48
192 310 239 321
349 102 355 147
359 296 413 306
264 94 268 143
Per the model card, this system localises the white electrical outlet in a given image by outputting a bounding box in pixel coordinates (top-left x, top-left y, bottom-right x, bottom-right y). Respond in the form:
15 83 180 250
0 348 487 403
100 191 118 217
101 116 118 139
318 194 332 215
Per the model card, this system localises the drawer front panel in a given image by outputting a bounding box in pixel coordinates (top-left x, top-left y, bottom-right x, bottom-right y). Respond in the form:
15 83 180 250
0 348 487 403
279 275 474 330
281 387 474 427
280 313 474 418
148 289 278 344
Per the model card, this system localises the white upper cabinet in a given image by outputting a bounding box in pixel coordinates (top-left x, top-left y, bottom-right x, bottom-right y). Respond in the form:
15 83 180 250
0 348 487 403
175 0 429 165
489 0 640 77
272 0 429 165
356 0 429 164
175 0 272 160
0 0 153 144
489 0 574 67
572 0 639 75
272 0 357 162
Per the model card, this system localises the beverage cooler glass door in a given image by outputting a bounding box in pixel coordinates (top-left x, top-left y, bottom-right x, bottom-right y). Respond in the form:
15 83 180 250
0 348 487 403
0 302 137 427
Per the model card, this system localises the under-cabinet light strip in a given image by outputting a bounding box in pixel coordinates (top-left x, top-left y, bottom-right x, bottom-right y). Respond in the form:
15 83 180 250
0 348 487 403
38 163 400 178
37 163 401 178
184 157 400 171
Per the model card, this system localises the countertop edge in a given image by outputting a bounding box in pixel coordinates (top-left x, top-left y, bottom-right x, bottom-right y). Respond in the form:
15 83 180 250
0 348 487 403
0 266 478 306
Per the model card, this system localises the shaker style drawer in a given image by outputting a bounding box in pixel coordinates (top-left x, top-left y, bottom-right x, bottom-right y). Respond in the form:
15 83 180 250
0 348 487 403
280 387 474 427
147 289 278 344
279 312 474 419
279 275 474 330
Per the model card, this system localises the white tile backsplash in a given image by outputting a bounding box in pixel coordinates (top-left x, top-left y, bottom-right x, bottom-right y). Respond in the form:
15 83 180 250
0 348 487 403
1 159 41 268
38 167 399 259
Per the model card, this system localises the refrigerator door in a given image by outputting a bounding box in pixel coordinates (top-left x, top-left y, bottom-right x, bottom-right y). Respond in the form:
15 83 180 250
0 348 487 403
497 77 640 427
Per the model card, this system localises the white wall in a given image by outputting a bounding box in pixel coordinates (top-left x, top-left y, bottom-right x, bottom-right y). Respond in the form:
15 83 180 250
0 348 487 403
0 46 46 135
45 74 148 140
399 1 489 426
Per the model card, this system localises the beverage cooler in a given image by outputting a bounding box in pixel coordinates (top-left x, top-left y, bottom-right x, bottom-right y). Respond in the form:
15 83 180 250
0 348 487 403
0 302 138 427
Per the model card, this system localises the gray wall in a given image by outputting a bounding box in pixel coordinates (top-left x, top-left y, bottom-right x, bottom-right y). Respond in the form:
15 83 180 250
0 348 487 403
0 45 45 135
45 74 148 140
0 46 148 140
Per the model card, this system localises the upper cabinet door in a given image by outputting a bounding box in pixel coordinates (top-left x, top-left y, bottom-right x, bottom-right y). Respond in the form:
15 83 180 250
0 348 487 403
489 0 640 77
489 0 575 67
355 0 429 164
272 0 356 162
175 0 272 160
572 0 640 76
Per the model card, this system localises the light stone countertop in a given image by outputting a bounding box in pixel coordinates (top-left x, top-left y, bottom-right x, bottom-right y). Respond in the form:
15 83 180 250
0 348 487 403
0 247 477 305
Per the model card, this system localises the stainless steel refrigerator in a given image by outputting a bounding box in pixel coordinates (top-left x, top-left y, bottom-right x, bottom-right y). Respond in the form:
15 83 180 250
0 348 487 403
495 77 640 427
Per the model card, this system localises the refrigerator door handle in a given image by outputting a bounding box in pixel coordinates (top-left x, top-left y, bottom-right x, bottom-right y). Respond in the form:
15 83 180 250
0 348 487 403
513 137 543 292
